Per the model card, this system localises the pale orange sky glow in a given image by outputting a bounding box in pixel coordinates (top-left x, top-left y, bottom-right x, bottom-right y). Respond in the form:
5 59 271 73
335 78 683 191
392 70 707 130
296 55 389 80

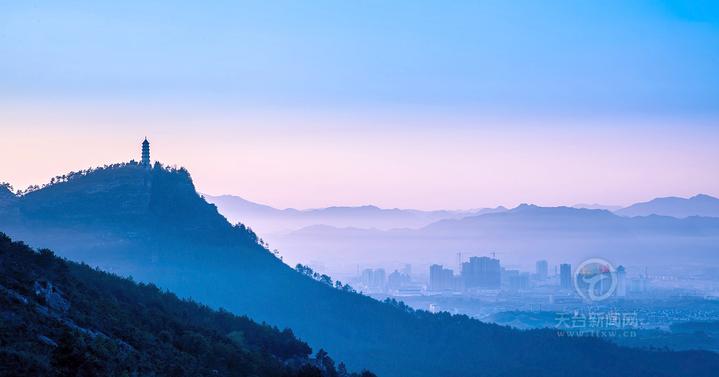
2 101 717 210
4 1 719 210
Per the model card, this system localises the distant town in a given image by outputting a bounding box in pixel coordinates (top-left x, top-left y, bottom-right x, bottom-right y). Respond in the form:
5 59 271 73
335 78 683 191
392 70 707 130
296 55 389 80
353 256 646 301
343 255 719 336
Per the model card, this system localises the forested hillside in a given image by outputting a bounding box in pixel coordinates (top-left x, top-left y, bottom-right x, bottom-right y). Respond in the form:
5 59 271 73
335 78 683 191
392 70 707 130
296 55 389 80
0 232 372 377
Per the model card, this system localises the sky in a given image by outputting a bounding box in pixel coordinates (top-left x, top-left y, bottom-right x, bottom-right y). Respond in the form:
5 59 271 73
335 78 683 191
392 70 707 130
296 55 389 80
1 1 718 210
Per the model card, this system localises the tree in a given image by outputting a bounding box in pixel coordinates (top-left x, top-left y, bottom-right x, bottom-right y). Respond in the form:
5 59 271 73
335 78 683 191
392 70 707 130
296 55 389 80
51 330 86 377
315 348 337 377
319 274 333 286
337 362 348 377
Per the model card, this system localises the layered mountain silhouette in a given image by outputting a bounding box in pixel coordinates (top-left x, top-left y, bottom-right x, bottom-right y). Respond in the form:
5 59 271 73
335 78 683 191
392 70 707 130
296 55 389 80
209 193 719 270
615 194 719 218
274 203 719 269
203 194 506 234
2 162 719 376
205 193 719 238
572 203 622 211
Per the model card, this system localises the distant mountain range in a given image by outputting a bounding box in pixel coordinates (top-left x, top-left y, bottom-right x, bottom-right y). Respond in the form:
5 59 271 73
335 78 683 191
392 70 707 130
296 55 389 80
271 203 719 271
615 194 719 218
203 194 506 234
204 194 719 239
572 203 623 211
2 163 716 376
201 193 719 271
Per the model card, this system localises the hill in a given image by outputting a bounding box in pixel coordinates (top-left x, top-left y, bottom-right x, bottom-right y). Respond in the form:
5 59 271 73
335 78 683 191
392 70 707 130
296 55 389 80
276 203 719 269
615 194 719 218
203 193 505 234
2 162 719 376
0 183 17 207
425 203 719 234
0 232 371 377
572 203 622 211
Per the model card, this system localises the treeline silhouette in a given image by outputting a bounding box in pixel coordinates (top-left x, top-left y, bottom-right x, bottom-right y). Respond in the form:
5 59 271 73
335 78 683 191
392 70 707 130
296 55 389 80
0 233 375 377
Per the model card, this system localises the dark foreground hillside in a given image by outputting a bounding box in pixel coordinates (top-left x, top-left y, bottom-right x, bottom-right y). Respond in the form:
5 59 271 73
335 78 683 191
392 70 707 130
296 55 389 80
2 163 719 377
0 233 373 377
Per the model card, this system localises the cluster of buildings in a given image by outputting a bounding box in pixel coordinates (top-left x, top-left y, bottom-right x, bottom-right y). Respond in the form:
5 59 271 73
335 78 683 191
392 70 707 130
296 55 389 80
427 256 650 298
361 268 387 291
428 258 571 293
430 256 503 291
356 254 652 299
360 264 422 294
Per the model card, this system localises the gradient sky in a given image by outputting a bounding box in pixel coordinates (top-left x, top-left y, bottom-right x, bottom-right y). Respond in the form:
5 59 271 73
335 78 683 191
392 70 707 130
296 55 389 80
1 1 718 209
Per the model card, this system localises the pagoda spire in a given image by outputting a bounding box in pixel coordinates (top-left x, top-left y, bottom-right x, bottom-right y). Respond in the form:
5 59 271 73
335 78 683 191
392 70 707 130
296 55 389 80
141 138 150 166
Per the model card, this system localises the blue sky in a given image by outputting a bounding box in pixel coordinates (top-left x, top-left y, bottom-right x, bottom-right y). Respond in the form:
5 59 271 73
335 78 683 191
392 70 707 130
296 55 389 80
2 1 718 114
1 1 718 208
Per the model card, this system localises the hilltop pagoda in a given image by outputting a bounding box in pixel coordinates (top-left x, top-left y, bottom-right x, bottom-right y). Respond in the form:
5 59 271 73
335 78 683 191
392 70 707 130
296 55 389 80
141 138 151 167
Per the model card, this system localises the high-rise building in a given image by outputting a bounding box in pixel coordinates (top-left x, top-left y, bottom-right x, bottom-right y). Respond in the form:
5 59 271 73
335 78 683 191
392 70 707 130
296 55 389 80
616 265 627 297
361 268 373 287
402 264 412 277
429 264 443 290
500 267 515 287
429 264 454 291
360 268 387 292
535 260 548 280
387 269 411 291
461 256 501 289
372 268 386 291
362 268 387 292
560 263 572 289
508 272 530 290
141 138 151 166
